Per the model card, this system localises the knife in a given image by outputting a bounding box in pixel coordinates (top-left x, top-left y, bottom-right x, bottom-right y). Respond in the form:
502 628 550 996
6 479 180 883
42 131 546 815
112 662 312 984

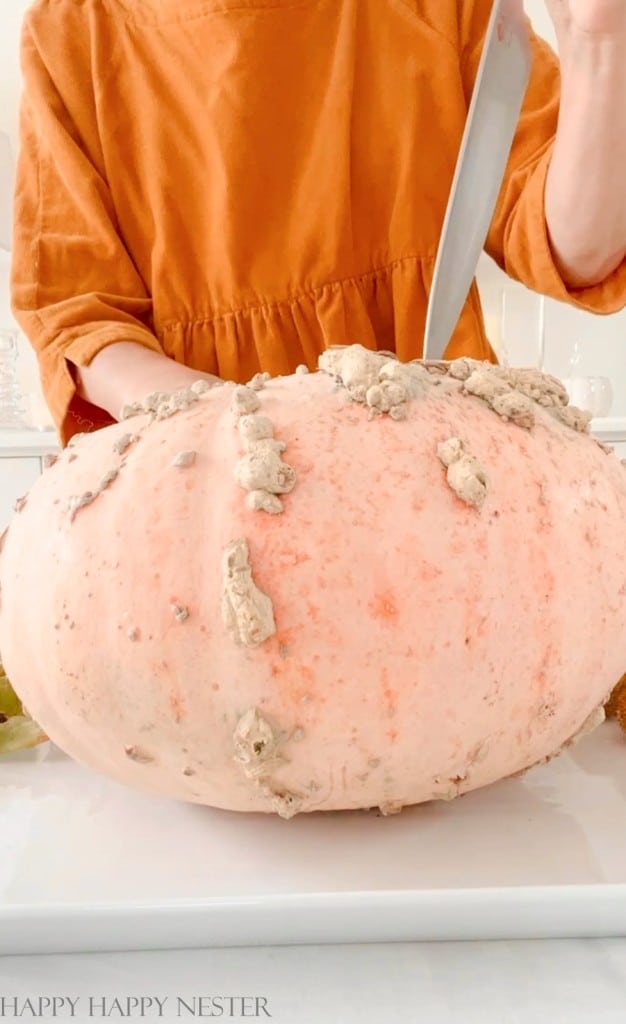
422 0 532 361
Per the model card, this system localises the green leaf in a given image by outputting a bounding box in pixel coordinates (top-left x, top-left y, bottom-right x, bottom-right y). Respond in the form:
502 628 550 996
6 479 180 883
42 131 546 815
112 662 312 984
0 671 23 719
0 715 47 754
0 668 48 754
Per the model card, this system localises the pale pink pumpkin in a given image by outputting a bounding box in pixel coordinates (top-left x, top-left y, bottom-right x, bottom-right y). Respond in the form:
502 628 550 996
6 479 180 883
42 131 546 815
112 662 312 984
1 346 625 817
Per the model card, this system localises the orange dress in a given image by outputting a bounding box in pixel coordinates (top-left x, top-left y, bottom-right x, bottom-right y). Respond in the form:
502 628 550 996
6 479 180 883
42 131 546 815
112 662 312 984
11 0 626 444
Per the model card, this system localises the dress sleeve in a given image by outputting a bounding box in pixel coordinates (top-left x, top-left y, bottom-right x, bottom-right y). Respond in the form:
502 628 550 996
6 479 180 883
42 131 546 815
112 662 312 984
459 0 626 315
11 10 164 444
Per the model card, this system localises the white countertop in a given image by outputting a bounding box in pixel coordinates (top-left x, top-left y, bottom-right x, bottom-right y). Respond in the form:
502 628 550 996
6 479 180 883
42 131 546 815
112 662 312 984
0 428 58 456
591 417 626 441
2 940 626 1023
3 724 626 957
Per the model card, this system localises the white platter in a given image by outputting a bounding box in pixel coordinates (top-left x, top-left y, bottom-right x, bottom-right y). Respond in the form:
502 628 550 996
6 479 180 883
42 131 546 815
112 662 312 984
1 723 626 955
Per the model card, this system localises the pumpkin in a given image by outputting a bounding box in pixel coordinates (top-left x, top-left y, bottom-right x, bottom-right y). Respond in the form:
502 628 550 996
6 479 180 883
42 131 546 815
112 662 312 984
0 345 625 816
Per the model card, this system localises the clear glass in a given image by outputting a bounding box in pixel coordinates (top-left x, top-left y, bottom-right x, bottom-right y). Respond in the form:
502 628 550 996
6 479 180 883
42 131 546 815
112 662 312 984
560 375 614 417
560 340 614 416
499 285 546 369
0 329 29 430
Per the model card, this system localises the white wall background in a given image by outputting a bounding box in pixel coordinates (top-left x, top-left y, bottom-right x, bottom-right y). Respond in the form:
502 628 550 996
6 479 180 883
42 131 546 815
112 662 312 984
0 0 623 422
0 1 43 423
0 0 30 146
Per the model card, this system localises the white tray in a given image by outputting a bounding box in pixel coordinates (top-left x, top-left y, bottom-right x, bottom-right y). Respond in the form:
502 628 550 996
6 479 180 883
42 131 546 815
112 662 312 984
2 723 626 955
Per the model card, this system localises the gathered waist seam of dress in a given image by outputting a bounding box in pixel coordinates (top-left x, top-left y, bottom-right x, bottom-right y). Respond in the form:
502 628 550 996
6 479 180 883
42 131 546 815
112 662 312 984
158 252 437 333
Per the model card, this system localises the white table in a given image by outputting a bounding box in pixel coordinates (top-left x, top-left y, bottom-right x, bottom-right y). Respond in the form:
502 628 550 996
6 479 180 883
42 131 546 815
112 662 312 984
2 940 626 1023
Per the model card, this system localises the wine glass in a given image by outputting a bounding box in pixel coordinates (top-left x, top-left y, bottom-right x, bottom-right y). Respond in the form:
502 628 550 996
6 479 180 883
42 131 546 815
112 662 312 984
0 329 29 429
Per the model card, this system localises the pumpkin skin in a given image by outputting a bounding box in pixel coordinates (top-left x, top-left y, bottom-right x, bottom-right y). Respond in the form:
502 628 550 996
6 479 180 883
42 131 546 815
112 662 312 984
1 346 625 817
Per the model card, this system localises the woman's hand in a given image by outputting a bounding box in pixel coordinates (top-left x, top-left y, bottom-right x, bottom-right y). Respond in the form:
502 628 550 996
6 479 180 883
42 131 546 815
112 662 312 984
72 343 220 421
539 0 626 286
544 0 626 40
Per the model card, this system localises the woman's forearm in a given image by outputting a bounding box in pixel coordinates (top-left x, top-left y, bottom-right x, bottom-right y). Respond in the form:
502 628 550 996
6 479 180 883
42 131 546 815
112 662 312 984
71 343 220 420
545 31 626 287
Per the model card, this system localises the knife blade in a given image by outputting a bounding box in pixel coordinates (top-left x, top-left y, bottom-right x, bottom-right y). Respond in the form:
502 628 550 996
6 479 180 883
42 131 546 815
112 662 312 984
422 0 532 361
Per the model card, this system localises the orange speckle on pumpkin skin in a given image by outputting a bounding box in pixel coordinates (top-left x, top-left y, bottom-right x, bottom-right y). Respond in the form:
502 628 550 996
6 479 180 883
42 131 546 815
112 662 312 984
256 536 311 569
370 592 399 623
293 551 312 566
420 562 442 583
273 627 298 651
169 692 186 722
269 658 316 703
307 601 321 623
381 667 398 716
